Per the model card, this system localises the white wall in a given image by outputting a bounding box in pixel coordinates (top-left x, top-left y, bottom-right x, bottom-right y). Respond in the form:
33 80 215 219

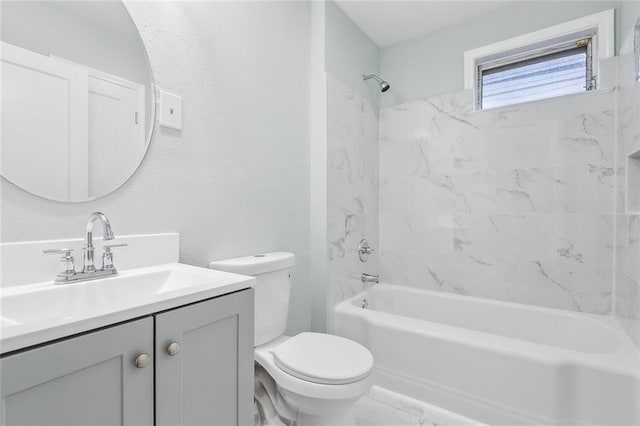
325 0 381 107
379 1 621 107
0 1 313 334
620 0 640 52
309 1 329 332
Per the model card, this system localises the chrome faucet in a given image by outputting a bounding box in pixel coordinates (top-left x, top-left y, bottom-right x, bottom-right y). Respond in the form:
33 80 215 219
43 212 127 284
83 212 115 273
361 273 379 284
358 239 375 262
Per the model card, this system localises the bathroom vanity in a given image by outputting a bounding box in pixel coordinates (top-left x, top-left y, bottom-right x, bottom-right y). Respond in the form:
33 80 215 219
1 290 253 425
0 233 256 426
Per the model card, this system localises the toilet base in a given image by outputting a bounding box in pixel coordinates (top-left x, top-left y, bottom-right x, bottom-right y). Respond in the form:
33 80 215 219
255 364 365 426
279 386 363 426
254 336 373 426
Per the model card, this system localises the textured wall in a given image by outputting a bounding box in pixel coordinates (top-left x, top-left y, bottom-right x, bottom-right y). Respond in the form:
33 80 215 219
327 75 379 330
379 89 616 314
0 1 313 334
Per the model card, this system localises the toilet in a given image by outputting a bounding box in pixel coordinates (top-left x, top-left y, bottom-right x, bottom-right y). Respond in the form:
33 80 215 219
209 252 374 426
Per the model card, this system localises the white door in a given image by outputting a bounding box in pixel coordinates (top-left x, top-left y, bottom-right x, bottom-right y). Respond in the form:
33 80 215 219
1 41 88 201
85 71 145 198
52 57 146 198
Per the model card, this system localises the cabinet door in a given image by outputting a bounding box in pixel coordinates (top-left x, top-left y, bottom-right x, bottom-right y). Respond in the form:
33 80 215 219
0 318 154 426
155 289 254 426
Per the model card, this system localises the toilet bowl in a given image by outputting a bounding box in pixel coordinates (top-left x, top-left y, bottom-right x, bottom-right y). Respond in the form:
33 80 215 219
209 252 374 426
256 334 374 425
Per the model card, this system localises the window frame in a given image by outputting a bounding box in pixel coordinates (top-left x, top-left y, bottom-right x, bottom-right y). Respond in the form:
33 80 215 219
476 36 595 110
464 9 615 111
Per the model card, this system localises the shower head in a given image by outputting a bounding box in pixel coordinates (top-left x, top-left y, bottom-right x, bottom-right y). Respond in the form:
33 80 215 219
363 74 390 93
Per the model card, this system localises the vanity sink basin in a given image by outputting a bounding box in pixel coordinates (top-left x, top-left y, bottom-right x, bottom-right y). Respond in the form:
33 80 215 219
0 263 255 353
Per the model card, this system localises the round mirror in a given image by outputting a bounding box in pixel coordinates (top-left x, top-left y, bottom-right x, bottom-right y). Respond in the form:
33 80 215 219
1 1 155 202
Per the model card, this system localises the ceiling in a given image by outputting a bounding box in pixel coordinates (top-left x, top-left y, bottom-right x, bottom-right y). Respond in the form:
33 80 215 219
334 1 512 48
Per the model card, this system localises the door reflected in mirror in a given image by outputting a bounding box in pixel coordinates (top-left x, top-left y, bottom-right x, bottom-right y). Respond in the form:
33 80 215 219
1 1 155 202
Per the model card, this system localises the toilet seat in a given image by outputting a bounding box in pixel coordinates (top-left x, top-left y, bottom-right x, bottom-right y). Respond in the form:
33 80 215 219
272 333 374 385
254 335 375 401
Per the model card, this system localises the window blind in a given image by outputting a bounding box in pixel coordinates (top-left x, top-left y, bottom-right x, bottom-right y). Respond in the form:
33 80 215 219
480 46 589 110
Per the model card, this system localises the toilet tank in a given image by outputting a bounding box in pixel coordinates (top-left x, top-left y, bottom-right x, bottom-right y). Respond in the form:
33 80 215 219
209 252 295 347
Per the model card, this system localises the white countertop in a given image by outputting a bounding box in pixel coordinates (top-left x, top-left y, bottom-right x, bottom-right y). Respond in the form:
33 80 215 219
0 263 255 354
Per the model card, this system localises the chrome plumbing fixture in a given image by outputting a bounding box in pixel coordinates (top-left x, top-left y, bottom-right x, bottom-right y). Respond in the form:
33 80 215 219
102 243 128 271
43 212 127 284
83 212 115 272
361 299 369 309
361 273 379 284
358 239 375 262
362 74 390 92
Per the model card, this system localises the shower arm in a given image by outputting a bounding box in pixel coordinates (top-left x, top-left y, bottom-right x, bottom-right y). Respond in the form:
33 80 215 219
362 74 383 83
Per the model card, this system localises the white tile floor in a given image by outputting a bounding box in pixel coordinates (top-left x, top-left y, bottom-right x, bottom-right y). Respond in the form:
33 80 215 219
353 386 484 426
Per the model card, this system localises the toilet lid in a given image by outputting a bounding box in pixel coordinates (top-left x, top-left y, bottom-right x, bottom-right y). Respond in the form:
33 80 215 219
272 333 374 385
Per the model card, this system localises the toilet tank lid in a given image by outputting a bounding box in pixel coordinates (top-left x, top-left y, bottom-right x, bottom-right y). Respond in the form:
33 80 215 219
209 252 295 276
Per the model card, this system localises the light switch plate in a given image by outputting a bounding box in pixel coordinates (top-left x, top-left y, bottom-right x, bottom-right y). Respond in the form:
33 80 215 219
159 90 182 130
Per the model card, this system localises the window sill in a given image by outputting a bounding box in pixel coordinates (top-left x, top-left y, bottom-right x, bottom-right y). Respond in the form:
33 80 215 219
470 86 615 114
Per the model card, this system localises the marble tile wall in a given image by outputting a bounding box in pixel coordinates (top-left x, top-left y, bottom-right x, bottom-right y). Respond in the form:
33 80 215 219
615 53 640 346
379 89 617 314
327 75 379 327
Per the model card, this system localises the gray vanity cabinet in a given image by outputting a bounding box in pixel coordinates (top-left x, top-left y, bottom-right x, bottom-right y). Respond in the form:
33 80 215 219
0 318 154 426
155 289 255 426
0 288 254 426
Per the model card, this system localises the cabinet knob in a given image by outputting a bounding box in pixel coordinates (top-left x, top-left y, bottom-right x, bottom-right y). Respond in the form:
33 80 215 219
167 342 181 356
135 353 151 368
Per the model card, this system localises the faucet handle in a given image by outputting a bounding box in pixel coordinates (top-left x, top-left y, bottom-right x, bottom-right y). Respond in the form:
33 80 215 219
102 243 127 271
358 239 375 262
43 248 76 283
43 248 74 256
103 243 128 250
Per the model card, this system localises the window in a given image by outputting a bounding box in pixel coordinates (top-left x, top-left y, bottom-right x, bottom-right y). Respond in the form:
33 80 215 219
464 9 614 111
478 37 594 110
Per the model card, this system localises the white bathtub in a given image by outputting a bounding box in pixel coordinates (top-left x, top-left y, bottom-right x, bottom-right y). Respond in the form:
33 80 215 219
334 284 640 425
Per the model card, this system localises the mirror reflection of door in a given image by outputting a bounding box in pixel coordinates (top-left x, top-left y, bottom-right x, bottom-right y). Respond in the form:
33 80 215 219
0 0 154 202
1 42 88 201
56 58 145 198
1 42 145 202
89 71 145 199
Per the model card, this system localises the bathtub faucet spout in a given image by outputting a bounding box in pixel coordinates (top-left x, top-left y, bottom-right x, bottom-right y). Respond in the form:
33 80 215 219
361 273 379 284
